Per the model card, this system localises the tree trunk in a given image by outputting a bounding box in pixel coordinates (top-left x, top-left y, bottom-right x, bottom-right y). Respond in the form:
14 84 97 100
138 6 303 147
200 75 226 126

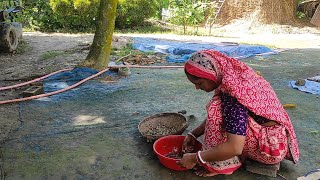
218 0 298 25
79 0 117 70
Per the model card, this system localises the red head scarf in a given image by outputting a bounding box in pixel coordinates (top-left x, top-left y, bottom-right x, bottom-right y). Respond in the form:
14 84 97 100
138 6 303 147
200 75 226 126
184 53 218 82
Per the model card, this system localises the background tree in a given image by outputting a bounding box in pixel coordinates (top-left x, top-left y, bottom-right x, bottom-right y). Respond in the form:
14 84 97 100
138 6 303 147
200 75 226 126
79 0 117 70
169 0 205 34
203 1 219 35
218 0 298 25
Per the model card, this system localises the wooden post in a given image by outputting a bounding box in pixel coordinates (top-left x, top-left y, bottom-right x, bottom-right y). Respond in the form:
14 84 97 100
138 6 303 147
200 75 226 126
311 5 320 27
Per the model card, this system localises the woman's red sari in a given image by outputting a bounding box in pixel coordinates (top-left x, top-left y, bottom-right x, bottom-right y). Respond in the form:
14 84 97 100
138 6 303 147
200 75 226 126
185 50 299 173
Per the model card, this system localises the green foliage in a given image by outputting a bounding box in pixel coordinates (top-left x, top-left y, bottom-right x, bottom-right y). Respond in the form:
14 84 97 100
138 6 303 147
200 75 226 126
203 1 218 25
116 0 161 29
0 1 10 9
189 2 205 26
168 0 205 34
20 0 162 32
49 0 99 32
169 0 190 28
160 0 169 8
155 0 169 18
20 0 99 32
20 0 62 32
296 11 306 19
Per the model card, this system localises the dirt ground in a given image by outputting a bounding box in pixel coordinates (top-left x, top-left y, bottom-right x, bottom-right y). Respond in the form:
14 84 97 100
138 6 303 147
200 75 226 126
0 26 320 179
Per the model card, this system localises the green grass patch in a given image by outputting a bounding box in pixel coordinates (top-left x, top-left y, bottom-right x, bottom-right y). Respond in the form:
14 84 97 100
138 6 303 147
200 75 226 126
235 41 278 49
115 20 173 34
39 51 65 61
16 40 31 54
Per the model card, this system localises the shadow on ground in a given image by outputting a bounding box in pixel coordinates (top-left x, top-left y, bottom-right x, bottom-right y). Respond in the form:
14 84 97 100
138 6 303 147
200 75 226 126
0 49 319 180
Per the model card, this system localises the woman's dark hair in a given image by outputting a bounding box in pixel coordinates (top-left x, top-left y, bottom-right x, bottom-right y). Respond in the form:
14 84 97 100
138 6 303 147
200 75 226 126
184 69 200 80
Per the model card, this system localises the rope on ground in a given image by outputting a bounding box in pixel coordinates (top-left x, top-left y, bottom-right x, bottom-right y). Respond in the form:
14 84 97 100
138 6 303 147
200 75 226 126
0 68 109 105
0 68 73 91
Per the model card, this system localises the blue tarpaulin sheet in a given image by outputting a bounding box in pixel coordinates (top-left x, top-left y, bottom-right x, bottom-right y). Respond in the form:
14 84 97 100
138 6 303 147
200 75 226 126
290 80 320 95
133 37 276 63
41 67 122 101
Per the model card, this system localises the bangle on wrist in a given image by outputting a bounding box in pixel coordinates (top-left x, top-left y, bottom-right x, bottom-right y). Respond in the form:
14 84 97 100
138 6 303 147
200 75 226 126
197 151 206 164
187 132 197 140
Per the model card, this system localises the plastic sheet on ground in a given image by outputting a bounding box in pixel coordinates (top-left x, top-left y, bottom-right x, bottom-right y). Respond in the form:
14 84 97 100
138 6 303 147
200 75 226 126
290 80 320 95
307 75 320 82
133 37 277 63
42 67 122 101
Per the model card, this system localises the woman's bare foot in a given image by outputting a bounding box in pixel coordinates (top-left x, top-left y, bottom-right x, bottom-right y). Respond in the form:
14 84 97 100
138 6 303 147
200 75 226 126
194 166 233 177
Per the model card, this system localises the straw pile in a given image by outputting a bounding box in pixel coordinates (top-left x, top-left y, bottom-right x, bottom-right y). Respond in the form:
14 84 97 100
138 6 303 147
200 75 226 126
218 0 298 25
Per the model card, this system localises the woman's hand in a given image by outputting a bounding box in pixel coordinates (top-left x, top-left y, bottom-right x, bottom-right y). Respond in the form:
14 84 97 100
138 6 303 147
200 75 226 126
177 153 197 169
182 134 197 153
